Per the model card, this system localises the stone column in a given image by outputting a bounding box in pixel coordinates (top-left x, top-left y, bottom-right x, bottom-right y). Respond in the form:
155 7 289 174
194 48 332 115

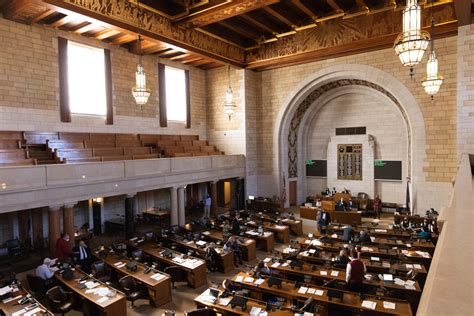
210 181 217 217
178 186 186 226
48 206 62 256
63 203 76 247
170 187 178 226
125 194 136 240
32 208 44 250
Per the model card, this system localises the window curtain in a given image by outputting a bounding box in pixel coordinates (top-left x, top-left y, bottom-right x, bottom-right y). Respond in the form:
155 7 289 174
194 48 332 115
158 63 167 127
58 37 71 123
104 49 113 125
185 69 191 129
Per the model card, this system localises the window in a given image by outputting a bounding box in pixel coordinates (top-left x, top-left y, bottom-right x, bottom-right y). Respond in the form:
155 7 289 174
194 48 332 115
67 41 107 116
164 66 187 122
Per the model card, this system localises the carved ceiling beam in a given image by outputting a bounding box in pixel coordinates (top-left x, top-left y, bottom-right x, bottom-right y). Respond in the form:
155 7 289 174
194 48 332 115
49 14 75 28
239 13 277 34
169 53 192 61
39 0 245 66
453 0 471 26
326 0 344 13
290 0 317 20
92 28 121 40
182 56 205 64
110 34 136 45
218 20 260 41
174 0 280 28
30 8 55 23
262 6 297 28
73 22 99 34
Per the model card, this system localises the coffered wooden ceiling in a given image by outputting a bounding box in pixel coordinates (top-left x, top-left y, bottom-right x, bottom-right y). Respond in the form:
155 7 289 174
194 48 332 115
1 0 471 70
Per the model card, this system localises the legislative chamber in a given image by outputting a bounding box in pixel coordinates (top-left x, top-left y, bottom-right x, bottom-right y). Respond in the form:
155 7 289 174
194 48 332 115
0 0 472 315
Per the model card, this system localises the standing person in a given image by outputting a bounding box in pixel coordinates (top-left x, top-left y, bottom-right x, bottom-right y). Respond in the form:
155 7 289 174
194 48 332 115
319 210 331 234
230 212 241 235
226 235 243 266
204 194 212 218
75 240 91 273
373 195 382 219
346 247 366 293
316 211 322 233
55 233 72 260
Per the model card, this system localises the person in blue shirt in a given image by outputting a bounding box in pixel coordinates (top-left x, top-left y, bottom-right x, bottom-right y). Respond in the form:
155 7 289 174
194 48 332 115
35 258 58 287
204 194 212 218
417 227 431 240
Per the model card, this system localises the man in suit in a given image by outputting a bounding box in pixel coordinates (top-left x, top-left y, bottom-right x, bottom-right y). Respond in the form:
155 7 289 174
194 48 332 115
74 240 91 273
230 212 241 235
336 197 347 211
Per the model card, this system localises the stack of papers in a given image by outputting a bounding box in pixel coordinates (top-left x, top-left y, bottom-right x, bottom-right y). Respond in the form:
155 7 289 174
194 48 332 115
235 276 244 282
311 240 322 246
2 294 21 304
263 232 272 237
202 231 211 235
85 281 100 289
97 297 109 303
150 273 165 281
361 300 377 310
244 276 255 283
382 262 391 268
394 278 406 286
331 234 338 238
415 251 431 258
383 274 393 281
383 301 396 309
249 307 261 316
320 271 328 276
331 271 339 277
254 279 265 285
406 264 414 269
263 258 272 263
414 264 422 270
0 286 12 296
219 297 231 306
308 249 316 254
375 229 387 233
314 289 324 296
370 237 376 242
298 286 308 294
271 262 280 268
196 240 207 246
307 288 316 294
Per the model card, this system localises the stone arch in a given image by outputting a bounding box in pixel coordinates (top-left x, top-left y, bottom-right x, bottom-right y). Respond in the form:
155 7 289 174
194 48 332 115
274 64 426 208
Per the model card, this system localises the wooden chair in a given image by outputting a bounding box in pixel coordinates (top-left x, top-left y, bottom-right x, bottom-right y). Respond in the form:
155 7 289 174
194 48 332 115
118 275 148 307
91 261 111 283
185 308 217 316
46 286 74 316
164 266 188 288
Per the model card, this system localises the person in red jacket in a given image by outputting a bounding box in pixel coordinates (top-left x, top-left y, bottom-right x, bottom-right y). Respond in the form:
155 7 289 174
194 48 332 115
346 247 366 293
55 233 72 260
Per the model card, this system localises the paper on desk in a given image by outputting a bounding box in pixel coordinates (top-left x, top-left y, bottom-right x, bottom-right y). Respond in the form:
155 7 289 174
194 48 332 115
414 264 422 270
375 229 387 233
85 281 99 289
0 285 12 296
331 234 338 238
370 237 375 242
244 277 255 283
202 231 211 235
219 297 231 306
96 296 109 304
113 261 123 266
382 262 391 268
320 271 327 276
235 276 244 282
24 307 45 316
394 278 405 286
383 301 396 310
304 240 311 244
307 288 316 294
405 284 416 290
405 280 416 286
271 262 280 268
361 300 377 310
151 273 165 281
263 232 272 237
406 243 412 248
396 240 403 244
129 237 138 241
85 289 96 294
406 264 414 269
308 249 316 254
311 240 322 246
249 306 261 316
245 240 253 244
401 250 409 254
303 313 314 316
298 286 308 294
196 240 207 246
116 263 127 269
331 271 339 277
282 262 289 267
2 294 21 303
254 279 265 285
315 290 324 296
95 287 111 297
12 308 27 316
263 257 272 263
275 225 286 229
371 257 380 261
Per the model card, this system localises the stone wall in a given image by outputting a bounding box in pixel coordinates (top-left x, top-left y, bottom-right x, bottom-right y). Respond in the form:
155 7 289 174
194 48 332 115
457 24 474 156
0 16 207 137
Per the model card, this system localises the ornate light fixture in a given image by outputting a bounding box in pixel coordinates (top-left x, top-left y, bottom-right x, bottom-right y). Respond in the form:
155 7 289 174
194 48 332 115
422 8 443 98
223 64 237 120
131 1 150 108
394 0 430 77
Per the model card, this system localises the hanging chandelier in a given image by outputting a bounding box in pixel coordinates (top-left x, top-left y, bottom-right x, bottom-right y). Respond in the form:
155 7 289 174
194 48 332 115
131 1 150 108
422 11 443 97
394 0 430 76
223 64 237 120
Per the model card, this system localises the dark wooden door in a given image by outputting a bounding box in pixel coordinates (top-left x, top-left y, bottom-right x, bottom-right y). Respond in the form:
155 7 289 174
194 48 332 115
289 180 297 206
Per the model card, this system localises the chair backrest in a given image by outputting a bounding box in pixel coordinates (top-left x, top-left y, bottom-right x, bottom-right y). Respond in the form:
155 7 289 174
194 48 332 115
164 266 187 282
91 261 106 277
186 308 217 316
27 274 46 293
47 286 67 302
119 275 136 292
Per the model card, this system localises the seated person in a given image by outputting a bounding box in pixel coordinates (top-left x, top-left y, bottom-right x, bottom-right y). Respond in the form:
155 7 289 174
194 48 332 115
336 198 347 211
358 230 371 244
315 199 322 209
226 235 243 266
347 199 357 210
221 279 246 296
205 243 220 272
333 249 350 268
401 217 411 229
254 260 272 276
35 258 58 286
342 225 355 243
417 227 431 240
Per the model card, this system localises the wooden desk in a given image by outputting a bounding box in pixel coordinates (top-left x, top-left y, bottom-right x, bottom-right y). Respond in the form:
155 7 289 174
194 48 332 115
136 243 208 288
248 212 303 236
0 286 53 316
327 224 413 239
231 272 413 316
244 230 275 252
245 220 290 244
195 289 294 315
142 208 170 223
92 251 171 306
264 258 422 298
160 235 235 273
200 230 257 262
247 199 280 212
55 269 127 316
300 207 362 225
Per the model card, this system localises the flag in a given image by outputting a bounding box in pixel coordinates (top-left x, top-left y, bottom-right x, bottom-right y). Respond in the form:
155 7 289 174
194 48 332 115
405 180 410 214
280 173 286 210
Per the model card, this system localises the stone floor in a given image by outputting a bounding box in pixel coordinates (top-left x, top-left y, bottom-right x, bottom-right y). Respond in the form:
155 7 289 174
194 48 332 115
13 207 395 315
